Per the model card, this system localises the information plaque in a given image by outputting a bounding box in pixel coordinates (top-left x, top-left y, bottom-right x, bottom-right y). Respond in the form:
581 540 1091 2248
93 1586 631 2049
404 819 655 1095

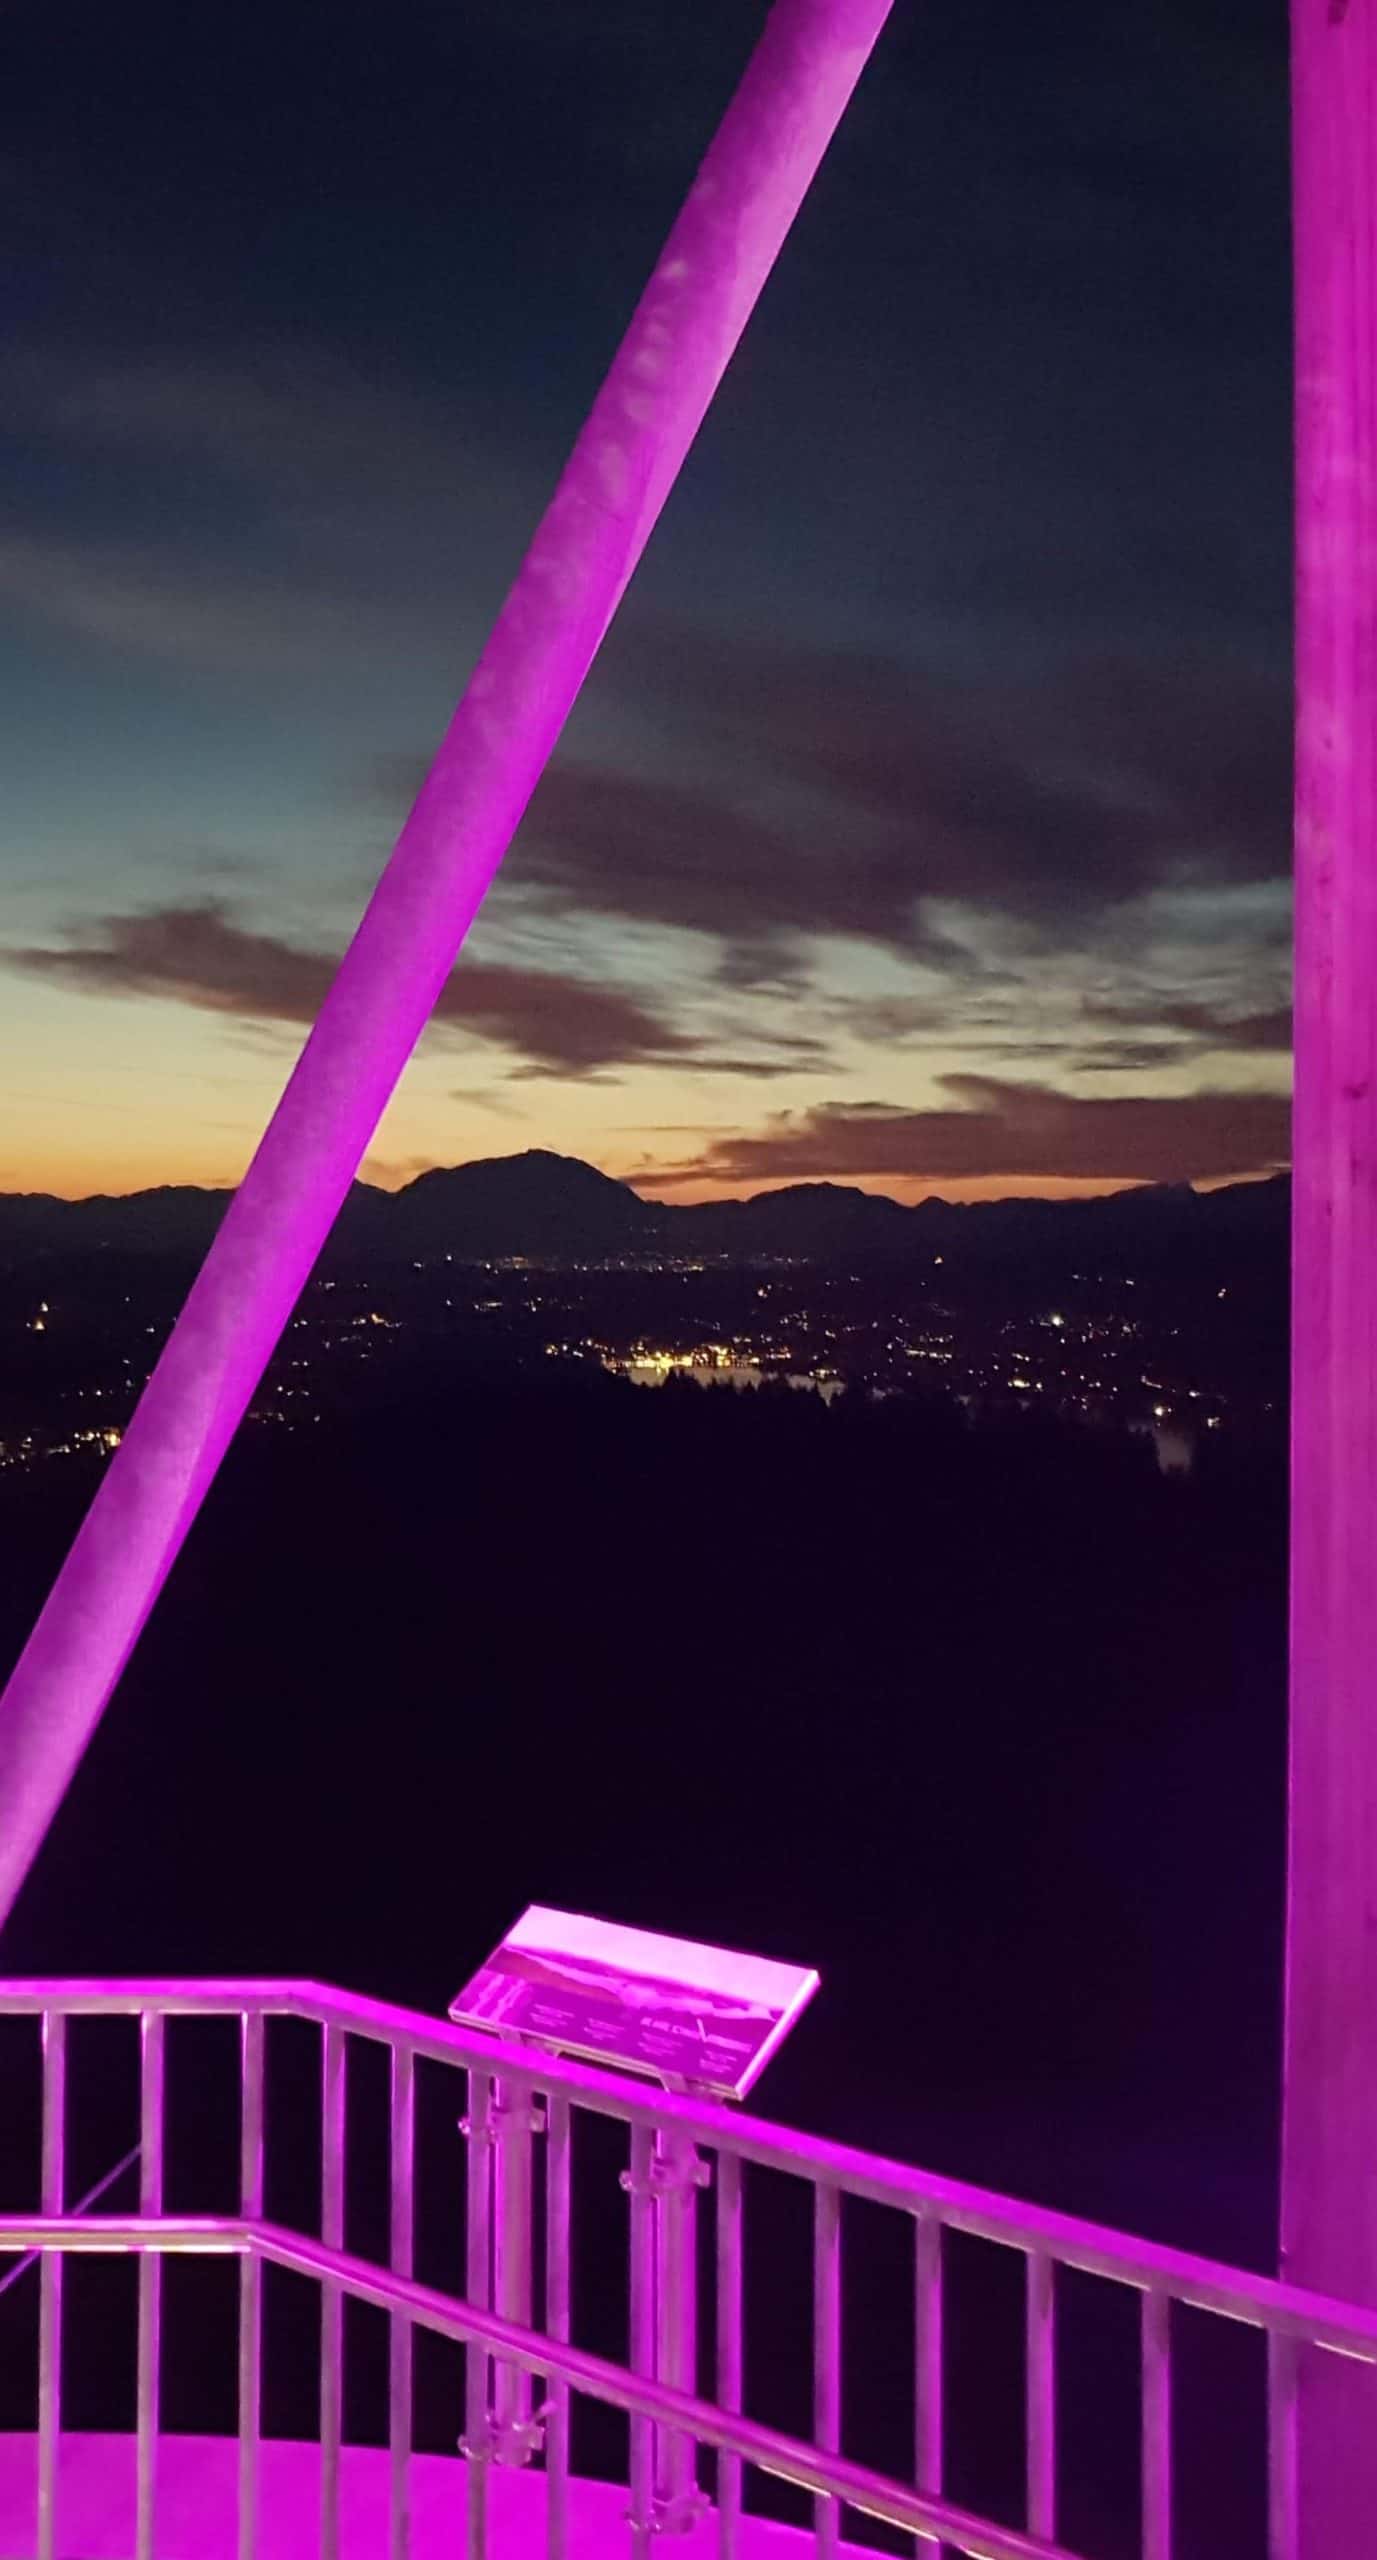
449 1904 819 2100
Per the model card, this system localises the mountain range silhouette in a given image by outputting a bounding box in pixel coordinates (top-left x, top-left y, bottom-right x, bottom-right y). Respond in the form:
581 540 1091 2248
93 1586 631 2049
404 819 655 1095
0 1148 1290 1274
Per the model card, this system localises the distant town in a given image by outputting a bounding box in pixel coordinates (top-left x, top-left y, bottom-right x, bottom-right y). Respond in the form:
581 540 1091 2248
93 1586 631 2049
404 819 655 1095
0 1150 1288 1476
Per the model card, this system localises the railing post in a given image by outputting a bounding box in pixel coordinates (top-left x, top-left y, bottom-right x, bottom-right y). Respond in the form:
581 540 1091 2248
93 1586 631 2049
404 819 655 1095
813 2182 843 2560
716 2151 744 2560
625 2122 657 2558
913 2213 945 2558
1268 2331 1300 2560
1025 2252 1056 2543
1141 2289 1172 2560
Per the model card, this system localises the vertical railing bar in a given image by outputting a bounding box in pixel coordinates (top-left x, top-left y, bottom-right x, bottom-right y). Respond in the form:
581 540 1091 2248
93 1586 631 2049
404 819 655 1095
389 2042 415 2560
913 2213 944 2555
1141 2288 1172 2560
137 2011 166 2560
465 2069 493 2560
1267 2329 1299 2560
652 2128 701 2519
716 2149 744 2560
1025 2250 1056 2542
320 2022 346 2560
628 2120 656 2555
238 2012 265 2560
544 2091 572 2560
813 2182 842 2560
37 2010 66 2560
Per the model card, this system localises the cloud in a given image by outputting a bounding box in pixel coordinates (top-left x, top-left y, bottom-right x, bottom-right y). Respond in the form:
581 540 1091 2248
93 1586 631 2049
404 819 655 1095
641 1076 1291 1192
366 752 931 985
1092 997 1292 1053
3 900 700 1079
0 343 523 681
595 624 1289 912
526 761 986 984
680 1055 827 1080
8 346 485 507
0 531 437 680
367 632 1290 986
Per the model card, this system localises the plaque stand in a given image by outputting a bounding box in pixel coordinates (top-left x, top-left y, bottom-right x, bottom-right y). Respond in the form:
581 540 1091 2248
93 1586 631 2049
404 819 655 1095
449 1908 819 2542
459 2073 547 2470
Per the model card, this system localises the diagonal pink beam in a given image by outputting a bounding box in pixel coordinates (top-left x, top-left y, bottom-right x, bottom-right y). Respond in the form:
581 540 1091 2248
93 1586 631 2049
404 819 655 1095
0 0 895 1927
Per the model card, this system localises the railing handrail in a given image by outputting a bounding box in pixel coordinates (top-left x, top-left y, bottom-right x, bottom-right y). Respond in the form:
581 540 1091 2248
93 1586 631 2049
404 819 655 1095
0 2211 1079 2560
0 1974 1363 2365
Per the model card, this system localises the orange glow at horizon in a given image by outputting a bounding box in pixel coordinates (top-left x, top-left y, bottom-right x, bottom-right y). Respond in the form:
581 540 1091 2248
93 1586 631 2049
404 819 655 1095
0 1134 252 1204
1 1134 1286 1211
628 1172 1158 1208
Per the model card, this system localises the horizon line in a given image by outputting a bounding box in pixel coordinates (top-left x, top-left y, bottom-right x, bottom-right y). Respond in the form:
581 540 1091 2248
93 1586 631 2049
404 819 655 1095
0 1150 1292 1214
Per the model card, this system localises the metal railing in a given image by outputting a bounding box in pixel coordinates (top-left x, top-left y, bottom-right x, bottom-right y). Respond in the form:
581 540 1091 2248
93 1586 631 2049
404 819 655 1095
1 1977 1373 2560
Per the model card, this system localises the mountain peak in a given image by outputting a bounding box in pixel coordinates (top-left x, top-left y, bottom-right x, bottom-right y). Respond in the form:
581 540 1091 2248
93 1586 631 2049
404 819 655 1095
401 1147 639 1199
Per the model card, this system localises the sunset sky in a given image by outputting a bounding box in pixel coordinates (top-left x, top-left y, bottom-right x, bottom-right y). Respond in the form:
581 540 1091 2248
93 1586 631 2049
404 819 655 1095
2 0 1292 1207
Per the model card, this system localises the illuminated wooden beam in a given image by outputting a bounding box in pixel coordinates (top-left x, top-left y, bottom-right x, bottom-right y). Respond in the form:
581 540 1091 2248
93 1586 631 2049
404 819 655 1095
1283 0 1377 2541
0 0 895 1926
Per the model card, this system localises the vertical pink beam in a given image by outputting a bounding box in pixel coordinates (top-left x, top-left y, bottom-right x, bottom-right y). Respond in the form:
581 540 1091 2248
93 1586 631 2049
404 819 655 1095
0 0 895 1926
1283 0 1377 2546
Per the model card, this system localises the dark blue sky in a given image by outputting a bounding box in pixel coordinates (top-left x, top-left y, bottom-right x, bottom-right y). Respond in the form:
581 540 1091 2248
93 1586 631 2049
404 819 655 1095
1 0 1292 1200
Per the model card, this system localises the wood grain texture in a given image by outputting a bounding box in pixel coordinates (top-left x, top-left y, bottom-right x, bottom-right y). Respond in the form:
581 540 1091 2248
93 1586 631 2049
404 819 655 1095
1285 0 1377 2545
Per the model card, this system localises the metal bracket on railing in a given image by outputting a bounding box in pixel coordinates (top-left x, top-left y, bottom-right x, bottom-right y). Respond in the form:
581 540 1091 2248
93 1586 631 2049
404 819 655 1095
622 2132 713 2536
460 2094 547 2146
620 2147 713 2204
460 2081 548 2469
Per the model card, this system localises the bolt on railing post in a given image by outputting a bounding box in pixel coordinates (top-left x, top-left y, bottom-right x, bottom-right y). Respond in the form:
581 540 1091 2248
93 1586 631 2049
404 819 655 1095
37 2010 66 2560
238 2012 265 2560
137 2010 165 2560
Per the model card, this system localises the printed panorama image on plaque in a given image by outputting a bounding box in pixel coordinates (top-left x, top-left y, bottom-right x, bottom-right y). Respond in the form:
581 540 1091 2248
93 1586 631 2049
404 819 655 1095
450 1905 819 2100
